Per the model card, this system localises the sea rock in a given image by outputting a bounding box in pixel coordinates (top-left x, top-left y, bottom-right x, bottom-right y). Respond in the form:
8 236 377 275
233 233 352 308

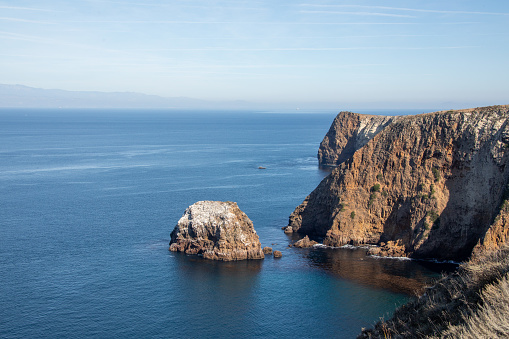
368 240 407 258
288 105 509 261
169 201 265 261
292 235 318 248
273 250 282 258
283 225 294 234
263 246 273 254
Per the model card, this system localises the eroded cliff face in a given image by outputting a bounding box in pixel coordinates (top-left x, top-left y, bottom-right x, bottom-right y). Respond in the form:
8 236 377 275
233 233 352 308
289 105 509 261
317 112 399 167
473 200 509 256
170 201 265 261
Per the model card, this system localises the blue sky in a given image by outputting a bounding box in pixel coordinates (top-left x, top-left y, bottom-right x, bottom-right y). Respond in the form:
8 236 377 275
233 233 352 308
1 0 508 109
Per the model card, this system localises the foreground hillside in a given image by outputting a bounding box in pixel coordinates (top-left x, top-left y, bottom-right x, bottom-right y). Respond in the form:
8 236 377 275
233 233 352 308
358 246 509 338
286 105 509 261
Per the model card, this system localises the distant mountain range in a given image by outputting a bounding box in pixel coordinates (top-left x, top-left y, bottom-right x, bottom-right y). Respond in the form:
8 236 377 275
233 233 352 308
2 83 479 111
0 84 254 109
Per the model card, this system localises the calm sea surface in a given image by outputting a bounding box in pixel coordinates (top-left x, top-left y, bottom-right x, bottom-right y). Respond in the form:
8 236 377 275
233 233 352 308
0 109 453 338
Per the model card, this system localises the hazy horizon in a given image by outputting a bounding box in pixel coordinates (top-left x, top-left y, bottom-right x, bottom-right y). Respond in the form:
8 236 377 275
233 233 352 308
1 1 508 109
0 83 449 111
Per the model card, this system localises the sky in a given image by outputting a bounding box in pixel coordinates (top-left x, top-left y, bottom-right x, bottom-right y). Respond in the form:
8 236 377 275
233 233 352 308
1 0 508 109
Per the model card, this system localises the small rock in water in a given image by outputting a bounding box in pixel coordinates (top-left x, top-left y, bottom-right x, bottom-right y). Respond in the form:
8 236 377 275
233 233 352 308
283 226 294 234
368 240 407 258
292 235 318 248
263 247 273 254
273 250 282 258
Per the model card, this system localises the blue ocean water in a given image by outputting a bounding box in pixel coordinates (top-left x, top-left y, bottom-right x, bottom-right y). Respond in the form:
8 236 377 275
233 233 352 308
0 109 451 338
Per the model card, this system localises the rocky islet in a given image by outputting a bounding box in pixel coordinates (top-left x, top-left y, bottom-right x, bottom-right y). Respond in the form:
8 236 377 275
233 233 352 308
169 201 265 261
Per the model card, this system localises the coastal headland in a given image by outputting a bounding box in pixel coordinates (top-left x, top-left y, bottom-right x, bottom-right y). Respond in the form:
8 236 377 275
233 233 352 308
286 105 509 262
282 104 509 337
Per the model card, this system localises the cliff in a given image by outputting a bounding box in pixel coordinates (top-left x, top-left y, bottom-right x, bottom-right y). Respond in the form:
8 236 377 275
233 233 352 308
317 111 399 167
473 199 509 256
169 201 265 261
288 105 509 261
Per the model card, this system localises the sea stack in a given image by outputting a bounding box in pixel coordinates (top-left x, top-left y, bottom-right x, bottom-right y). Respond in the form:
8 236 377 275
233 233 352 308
169 201 265 261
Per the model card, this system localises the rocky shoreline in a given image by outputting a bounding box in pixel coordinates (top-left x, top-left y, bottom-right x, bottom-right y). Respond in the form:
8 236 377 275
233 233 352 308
358 246 509 338
169 106 509 266
293 105 509 337
167 105 509 337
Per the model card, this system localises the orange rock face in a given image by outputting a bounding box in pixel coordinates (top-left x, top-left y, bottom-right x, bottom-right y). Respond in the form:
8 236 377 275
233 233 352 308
474 201 509 256
170 201 265 261
289 105 509 261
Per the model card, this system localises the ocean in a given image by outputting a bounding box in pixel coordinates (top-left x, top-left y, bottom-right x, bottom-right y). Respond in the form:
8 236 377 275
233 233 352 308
0 109 453 338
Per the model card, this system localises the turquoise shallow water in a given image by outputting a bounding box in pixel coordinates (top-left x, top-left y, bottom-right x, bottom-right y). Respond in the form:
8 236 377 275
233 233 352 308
0 109 452 338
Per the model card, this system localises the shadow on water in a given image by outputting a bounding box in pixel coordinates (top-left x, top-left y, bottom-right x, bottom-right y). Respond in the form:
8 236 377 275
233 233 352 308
167 252 265 337
171 251 264 277
301 246 457 296
170 252 264 297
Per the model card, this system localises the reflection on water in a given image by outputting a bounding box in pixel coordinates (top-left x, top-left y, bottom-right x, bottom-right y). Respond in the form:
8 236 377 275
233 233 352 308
171 252 264 299
303 247 457 295
169 253 265 338
172 252 264 277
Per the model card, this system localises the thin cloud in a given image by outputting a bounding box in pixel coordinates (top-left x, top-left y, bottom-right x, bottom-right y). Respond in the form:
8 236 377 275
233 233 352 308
132 47 371 51
0 31 45 42
109 60 386 68
66 19 477 26
0 17 55 24
0 31 129 55
69 19 418 25
0 53 61 58
299 4 509 16
301 10 415 18
173 63 388 70
295 34 447 39
83 0 264 10
124 46 476 52
83 0 169 6
131 34 445 40
0 5 55 12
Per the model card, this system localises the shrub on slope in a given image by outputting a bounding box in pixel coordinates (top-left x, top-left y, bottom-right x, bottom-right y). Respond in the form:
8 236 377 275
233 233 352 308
358 247 509 338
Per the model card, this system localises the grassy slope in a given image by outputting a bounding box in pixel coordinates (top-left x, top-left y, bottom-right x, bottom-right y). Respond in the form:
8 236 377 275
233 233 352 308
358 247 509 338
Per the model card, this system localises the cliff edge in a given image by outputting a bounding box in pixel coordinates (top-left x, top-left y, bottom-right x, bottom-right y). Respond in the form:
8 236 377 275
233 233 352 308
317 111 400 167
288 105 509 261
